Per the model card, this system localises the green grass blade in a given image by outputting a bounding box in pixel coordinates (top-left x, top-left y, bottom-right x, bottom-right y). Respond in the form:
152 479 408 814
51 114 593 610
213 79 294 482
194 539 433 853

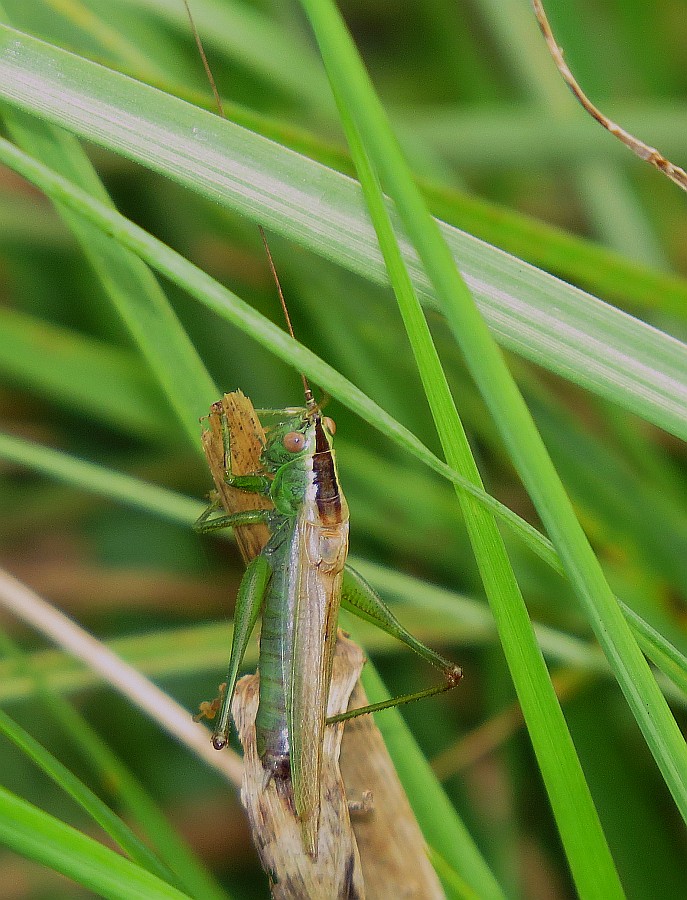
312 9 624 898
0 785 192 899
0 431 204 524
0 705 177 886
621 606 687 697
0 138 562 573
0 8 217 451
0 24 684 438
0 306 176 440
296 0 687 852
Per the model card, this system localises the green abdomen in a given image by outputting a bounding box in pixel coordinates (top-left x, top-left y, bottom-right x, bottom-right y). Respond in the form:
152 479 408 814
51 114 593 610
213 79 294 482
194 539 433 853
255 518 297 774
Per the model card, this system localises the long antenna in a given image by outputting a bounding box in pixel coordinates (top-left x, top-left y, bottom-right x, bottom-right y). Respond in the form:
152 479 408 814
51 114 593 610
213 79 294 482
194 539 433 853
258 227 314 406
183 2 314 409
182 0 225 119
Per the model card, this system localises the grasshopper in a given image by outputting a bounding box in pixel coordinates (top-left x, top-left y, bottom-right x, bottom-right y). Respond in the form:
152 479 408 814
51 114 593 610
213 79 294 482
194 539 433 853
181 0 461 858
195 237 462 859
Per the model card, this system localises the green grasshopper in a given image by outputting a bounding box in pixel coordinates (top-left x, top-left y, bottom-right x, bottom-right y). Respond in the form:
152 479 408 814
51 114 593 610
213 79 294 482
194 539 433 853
181 1 461 857
195 241 462 859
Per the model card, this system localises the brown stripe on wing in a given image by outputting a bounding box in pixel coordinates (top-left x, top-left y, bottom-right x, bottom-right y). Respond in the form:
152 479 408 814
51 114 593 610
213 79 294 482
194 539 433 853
312 419 343 524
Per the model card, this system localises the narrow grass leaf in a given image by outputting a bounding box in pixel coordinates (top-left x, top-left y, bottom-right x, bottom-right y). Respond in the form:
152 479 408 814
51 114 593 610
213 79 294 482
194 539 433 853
296 0 687 845
0 786 192 899
0 7 218 451
0 705 177 886
0 431 205 525
0 24 684 438
315 12 623 898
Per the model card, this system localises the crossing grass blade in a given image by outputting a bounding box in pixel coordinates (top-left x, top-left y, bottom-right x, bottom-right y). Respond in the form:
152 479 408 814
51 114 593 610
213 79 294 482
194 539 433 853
301 4 623 896
295 0 687 866
0 24 684 440
0 785 194 900
1 3 686 896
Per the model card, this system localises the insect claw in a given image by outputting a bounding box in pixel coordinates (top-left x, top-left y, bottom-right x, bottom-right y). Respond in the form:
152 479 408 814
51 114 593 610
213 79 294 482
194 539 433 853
212 734 228 750
449 665 464 687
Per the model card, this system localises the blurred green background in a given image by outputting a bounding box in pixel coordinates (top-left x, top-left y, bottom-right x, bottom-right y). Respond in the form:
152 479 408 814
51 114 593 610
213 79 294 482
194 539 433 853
0 0 686 897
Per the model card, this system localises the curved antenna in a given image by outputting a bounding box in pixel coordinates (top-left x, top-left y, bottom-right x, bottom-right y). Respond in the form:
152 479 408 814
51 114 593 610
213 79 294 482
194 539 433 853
183 2 315 412
182 0 225 119
258 227 315 410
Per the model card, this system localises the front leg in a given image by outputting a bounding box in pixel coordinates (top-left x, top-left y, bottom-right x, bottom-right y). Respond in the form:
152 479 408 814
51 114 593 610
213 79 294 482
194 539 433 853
213 403 272 496
194 504 271 535
224 472 272 494
193 461 272 535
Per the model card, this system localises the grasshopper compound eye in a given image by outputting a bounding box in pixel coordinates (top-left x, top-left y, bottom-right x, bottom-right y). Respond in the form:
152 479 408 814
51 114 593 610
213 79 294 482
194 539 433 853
323 417 336 435
283 431 306 453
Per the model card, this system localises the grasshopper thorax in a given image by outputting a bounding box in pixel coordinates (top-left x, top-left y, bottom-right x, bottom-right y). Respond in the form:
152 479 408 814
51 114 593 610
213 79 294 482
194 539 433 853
261 407 345 525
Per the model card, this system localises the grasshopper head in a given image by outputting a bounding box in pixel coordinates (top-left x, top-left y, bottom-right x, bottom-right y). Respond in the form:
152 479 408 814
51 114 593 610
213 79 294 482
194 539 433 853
261 411 336 470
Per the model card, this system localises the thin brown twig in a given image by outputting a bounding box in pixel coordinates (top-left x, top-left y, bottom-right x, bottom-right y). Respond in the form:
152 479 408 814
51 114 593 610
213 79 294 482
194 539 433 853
532 0 687 193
